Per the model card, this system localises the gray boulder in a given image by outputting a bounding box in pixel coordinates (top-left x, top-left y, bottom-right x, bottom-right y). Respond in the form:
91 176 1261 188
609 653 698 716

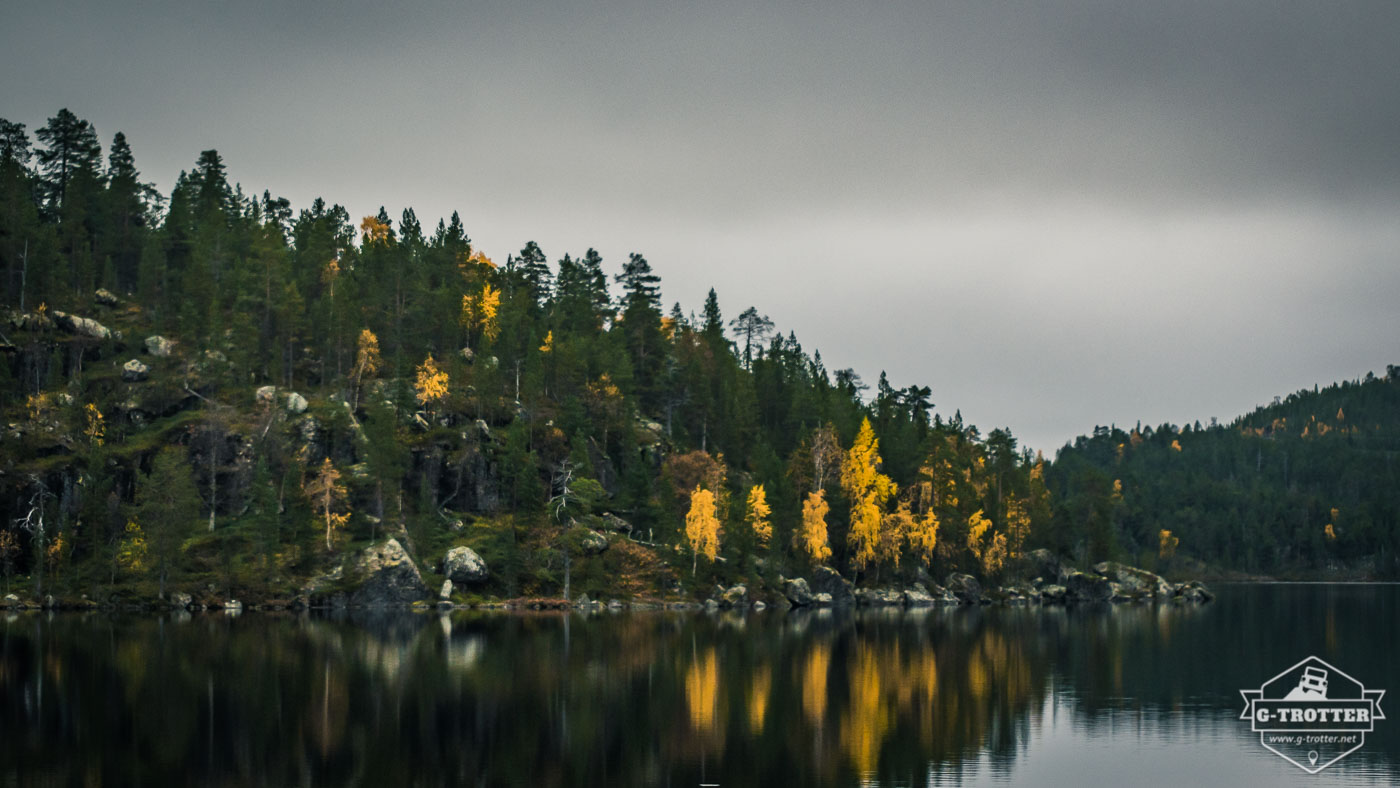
439 579 454 600
52 310 113 340
170 592 193 609
95 288 119 306
1095 561 1172 598
285 392 309 414
809 566 854 606
348 538 429 606
720 585 749 609
443 545 489 585
855 587 904 606
784 577 815 607
1176 580 1215 603
1064 571 1113 602
579 529 608 555
813 592 834 606
255 385 277 405
945 573 983 604
600 513 633 534
1040 584 1068 603
1028 548 1067 583
903 585 935 606
121 359 149 382
144 335 173 357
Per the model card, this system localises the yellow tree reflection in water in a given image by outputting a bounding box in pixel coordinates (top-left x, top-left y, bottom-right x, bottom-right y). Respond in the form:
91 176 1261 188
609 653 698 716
685 647 719 732
802 640 832 727
748 665 771 734
841 643 892 775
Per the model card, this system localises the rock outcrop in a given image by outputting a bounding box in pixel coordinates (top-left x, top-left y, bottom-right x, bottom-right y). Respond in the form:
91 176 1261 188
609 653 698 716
1064 571 1113 602
719 585 748 609
347 538 428 606
809 566 855 606
443 545 489 585
783 577 815 607
945 573 983 604
1175 580 1215 603
1094 561 1173 598
122 359 149 382
144 335 173 357
285 392 309 414
579 529 608 555
52 310 114 340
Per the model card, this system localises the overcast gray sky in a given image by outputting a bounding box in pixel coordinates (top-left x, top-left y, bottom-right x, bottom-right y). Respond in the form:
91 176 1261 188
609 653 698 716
5 0 1398 453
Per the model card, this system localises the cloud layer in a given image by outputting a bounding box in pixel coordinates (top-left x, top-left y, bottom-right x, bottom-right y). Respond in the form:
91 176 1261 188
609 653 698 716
6 0 1397 450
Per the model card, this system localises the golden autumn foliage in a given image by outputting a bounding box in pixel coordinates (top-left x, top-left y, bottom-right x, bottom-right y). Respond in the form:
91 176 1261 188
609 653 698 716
46 532 65 575
797 490 832 564
745 484 772 546
906 505 939 566
304 458 350 549
461 284 502 343
842 418 897 570
1325 523 1337 541
355 329 381 379
26 392 52 422
83 402 104 447
966 509 1007 575
116 520 148 573
877 504 914 570
1158 528 1179 559
414 354 449 405
1171 439 1182 452
538 330 554 353
359 215 391 246
457 249 496 272
684 486 720 573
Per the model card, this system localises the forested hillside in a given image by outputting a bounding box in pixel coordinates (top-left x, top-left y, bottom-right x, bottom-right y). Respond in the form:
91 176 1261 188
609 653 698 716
1048 373 1400 577
0 109 1394 605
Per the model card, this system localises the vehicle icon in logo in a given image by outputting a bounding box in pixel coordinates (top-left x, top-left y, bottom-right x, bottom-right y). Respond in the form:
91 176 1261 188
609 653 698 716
1240 656 1385 773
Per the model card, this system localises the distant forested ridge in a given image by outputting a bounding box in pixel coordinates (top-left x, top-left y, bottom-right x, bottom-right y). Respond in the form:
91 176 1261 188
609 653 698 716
1048 373 1400 577
0 110 1395 604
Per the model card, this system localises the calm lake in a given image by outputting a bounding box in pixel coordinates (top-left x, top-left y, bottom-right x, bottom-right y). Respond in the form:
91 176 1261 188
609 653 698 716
2 584 1397 787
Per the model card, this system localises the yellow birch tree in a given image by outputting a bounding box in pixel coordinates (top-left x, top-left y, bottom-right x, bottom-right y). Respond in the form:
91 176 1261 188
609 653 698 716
414 354 449 406
796 490 832 564
842 418 896 571
685 486 720 575
745 484 772 546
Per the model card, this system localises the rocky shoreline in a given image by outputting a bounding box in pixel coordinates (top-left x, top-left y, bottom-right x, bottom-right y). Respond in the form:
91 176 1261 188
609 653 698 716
1 543 1214 614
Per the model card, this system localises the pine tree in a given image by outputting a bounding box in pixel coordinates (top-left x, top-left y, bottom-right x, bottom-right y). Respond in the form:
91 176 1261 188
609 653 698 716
133 447 202 598
35 108 102 214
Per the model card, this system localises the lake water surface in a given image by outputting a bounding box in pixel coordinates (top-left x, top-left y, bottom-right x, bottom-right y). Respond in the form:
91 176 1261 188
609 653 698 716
2 584 1397 787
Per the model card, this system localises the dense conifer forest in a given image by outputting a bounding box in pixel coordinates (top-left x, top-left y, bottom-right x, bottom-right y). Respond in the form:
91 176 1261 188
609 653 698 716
1 110 1396 603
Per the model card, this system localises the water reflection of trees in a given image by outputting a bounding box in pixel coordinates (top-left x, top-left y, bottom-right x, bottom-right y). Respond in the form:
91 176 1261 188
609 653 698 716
3 588 1396 785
